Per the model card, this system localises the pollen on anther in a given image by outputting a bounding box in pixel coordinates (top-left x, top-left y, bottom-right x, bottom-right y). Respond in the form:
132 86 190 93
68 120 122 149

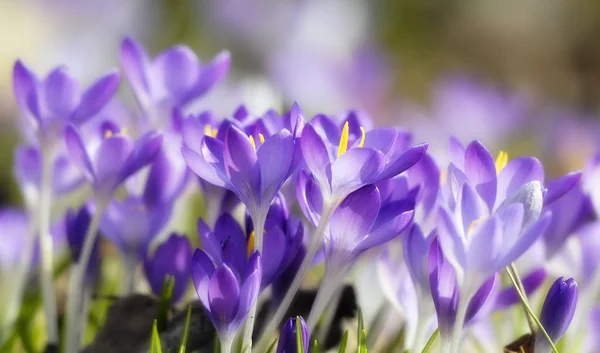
249 135 257 151
258 133 265 144
358 127 366 148
337 121 350 157
247 231 255 257
104 130 113 138
495 151 508 174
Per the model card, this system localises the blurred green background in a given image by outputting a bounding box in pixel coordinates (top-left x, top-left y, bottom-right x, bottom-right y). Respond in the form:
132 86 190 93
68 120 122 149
2 0 600 207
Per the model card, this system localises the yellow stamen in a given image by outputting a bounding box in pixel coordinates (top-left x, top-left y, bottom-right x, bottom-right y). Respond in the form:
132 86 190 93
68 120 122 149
495 150 508 174
104 130 113 138
120 127 128 136
337 121 350 157
204 124 217 137
259 133 265 144
249 135 257 151
358 127 366 148
467 218 484 237
247 231 255 257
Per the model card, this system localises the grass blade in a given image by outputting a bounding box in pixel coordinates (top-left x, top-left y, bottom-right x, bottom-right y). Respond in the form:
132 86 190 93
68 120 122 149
178 305 192 353
157 276 175 331
265 338 278 353
420 329 439 353
150 319 163 353
296 316 305 353
338 330 349 353
357 309 365 353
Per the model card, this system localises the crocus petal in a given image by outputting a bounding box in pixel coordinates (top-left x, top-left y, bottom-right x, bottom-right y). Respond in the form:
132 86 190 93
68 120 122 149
296 171 323 226
496 157 544 208
544 172 582 206
153 45 200 104
43 67 80 118
467 217 501 277
458 183 488 234
495 203 525 255
301 124 332 191
376 143 429 181
208 265 241 325
464 141 497 211
354 200 414 255
71 70 120 123
465 275 497 323
330 148 384 200
496 212 551 270
223 126 260 205
258 130 294 204
119 131 163 183
188 50 231 100
182 143 228 188
429 239 459 337
498 181 544 226
120 37 151 105
64 125 95 182
327 185 380 259
436 206 467 282
495 268 547 309
13 60 37 111
93 136 133 193
261 226 287 287
236 268 261 327
180 116 205 152
363 128 398 155
449 137 466 169
192 249 215 309
403 224 432 292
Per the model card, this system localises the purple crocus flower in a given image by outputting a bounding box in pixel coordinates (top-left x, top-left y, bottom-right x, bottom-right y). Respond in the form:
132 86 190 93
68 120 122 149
65 205 99 285
182 116 301 251
534 277 578 353
301 112 428 207
64 123 162 204
428 239 497 341
144 233 192 303
99 196 172 260
119 37 230 118
0 209 30 269
13 60 120 143
493 267 547 310
191 248 262 349
14 145 85 208
276 316 309 353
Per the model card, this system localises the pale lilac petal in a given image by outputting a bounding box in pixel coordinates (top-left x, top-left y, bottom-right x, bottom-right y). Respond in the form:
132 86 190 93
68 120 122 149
354 201 413 254
65 125 95 182
311 114 340 144
192 249 215 309
362 128 398 155
458 183 488 234
295 171 323 226
406 153 440 217
208 265 241 324
181 117 205 152
495 268 547 309
153 45 200 104
223 126 260 205
182 145 228 188
120 37 151 106
258 130 294 204
495 203 525 254
261 227 286 287
464 141 497 211
466 275 497 323
496 212 551 270
14 145 41 189
467 217 501 277
496 157 544 207
331 148 384 199
498 181 543 226
436 206 467 280
119 131 163 182
376 143 429 181
71 70 120 123
236 269 261 326
42 67 80 118
301 123 332 189
328 185 380 257
403 224 431 291
197 218 222 264
13 60 37 111
93 136 133 192
188 50 231 100
449 136 465 169
544 172 582 206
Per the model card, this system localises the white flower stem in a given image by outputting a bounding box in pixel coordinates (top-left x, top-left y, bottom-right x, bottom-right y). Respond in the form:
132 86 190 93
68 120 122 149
221 337 233 353
121 253 137 295
255 202 337 349
307 269 345 332
448 295 469 353
64 199 107 353
410 307 428 353
241 211 266 353
39 149 58 344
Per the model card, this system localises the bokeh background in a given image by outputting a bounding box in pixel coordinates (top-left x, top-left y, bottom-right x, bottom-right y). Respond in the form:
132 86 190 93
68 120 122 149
2 0 600 207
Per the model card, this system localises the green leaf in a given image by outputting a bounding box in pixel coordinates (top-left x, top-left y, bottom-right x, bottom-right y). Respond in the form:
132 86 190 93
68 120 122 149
158 275 175 331
150 319 163 353
312 339 319 353
338 330 349 353
359 330 367 353
420 329 439 353
357 309 365 353
296 316 305 353
265 338 278 353
212 335 221 353
178 306 192 353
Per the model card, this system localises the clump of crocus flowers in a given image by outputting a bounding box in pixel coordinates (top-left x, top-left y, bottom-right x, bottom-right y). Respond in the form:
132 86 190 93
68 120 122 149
1 37 596 353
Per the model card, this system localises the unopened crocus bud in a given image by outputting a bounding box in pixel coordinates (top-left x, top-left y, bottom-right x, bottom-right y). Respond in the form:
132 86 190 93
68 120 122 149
276 316 309 353
534 277 578 353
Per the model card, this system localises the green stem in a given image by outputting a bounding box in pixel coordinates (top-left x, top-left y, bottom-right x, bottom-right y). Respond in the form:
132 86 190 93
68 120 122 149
505 268 559 353
508 264 537 334
38 149 58 344
420 329 439 353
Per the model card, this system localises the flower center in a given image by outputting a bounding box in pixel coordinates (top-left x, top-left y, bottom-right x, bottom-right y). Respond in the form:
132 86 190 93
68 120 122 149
467 217 485 237
104 127 128 138
248 133 265 151
495 150 508 174
247 230 255 257
337 121 366 157
203 124 218 137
